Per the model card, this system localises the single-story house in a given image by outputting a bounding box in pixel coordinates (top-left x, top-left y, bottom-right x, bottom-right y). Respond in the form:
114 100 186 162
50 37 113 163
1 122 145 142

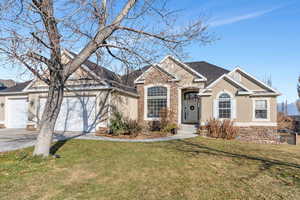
0 50 280 134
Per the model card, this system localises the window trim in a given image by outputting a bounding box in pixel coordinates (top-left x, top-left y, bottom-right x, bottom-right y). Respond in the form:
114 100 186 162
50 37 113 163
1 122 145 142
218 93 231 119
214 91 236 120
144 84 170 120
252 98 270 121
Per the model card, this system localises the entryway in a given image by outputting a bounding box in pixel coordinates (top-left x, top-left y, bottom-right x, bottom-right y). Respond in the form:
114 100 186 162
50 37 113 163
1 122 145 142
182 91 199 124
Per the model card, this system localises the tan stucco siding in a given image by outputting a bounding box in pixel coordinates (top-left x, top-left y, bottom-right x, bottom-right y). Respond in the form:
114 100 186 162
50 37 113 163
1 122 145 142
200 96 213 124
236 71 268 91
200 78 277 125
111 91 138 120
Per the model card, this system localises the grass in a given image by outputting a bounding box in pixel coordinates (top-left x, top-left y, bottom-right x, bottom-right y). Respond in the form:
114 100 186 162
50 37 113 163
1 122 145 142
1 137 300 200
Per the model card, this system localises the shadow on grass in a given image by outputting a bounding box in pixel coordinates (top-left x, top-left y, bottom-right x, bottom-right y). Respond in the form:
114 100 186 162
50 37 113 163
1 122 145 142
50 133 88 155
165 140 300 170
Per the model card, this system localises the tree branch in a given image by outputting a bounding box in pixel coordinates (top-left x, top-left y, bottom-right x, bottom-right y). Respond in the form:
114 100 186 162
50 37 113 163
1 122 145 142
117 26 179 43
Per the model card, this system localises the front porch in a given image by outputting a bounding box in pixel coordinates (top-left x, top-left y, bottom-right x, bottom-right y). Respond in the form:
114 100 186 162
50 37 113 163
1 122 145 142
177 87 201 134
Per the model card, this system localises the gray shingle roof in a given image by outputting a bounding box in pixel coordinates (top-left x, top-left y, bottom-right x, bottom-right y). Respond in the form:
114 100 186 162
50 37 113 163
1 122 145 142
66 51 121 82
185 61 230 85
121 61 229 86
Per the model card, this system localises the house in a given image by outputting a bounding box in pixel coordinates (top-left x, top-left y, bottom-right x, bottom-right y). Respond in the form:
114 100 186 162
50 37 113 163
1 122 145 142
0 50 280 135
0 79 16 90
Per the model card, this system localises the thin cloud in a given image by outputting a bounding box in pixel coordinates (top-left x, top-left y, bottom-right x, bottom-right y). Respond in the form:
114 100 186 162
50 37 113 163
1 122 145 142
209 6 282 27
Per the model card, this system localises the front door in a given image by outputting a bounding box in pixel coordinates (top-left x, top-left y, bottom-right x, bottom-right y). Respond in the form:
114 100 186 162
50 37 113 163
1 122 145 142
182 92 199 124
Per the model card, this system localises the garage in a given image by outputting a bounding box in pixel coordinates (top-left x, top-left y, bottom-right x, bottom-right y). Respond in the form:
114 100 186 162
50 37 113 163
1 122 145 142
6 98 28 128
39 96 96 132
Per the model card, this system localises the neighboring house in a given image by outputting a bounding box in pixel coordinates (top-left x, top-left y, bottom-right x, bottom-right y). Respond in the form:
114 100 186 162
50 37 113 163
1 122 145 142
290 115 300 133
0 79 16 90
0 50 280 134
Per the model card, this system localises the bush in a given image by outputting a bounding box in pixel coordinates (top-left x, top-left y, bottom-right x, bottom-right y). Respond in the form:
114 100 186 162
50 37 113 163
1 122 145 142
109 112 126 135
158 108 177 133
123 118 142 136
161 123 178 134
109 111 142 136
206 119 239 140
277 112 294 131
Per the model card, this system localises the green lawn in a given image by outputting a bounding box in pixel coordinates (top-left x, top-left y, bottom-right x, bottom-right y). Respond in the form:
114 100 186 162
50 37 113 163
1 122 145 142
1 137 300 200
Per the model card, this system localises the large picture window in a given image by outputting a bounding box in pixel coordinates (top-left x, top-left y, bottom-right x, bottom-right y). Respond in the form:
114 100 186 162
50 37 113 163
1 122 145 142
255 100 268 119
147 86 167 118
218 93 231 119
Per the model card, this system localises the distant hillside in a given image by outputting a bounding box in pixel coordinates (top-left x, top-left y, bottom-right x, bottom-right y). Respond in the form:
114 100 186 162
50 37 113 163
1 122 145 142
277 102 300 116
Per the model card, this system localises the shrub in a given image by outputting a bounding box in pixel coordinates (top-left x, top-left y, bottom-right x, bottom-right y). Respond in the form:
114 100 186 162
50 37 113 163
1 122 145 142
161 123 178 134
277 112 294 131
158 108 178 133
109 111 142 136
206 119 239 140
159 108 175 129
109 112 126 135
123 118 142 136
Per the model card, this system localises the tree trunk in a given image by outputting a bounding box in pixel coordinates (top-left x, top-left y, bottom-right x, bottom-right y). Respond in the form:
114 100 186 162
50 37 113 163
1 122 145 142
33 81 64 157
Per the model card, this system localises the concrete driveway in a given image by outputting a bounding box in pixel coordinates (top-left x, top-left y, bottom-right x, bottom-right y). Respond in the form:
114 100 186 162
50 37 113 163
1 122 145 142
0 129 86 153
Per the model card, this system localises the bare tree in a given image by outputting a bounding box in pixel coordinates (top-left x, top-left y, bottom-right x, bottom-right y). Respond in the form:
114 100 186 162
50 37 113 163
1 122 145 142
0 0 210 157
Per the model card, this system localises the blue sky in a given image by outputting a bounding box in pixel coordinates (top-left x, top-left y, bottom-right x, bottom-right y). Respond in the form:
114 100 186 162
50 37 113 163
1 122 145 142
175 0 300 103
0 0 299 103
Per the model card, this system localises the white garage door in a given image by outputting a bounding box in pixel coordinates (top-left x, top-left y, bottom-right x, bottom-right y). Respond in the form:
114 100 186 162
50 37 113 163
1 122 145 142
7 98 28 128
40 96 96 132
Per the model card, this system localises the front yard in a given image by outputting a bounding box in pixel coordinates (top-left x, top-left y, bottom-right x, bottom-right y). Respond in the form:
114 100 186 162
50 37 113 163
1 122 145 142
1 137 300 200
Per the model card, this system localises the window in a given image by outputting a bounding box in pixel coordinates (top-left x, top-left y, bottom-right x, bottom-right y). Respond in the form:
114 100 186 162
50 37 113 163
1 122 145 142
147 86 167 118
255 100 268 119
184 92 198 100
218 93 231 119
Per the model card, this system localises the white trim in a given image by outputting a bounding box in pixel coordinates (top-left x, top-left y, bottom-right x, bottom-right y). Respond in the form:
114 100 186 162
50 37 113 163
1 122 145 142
0 91 28 95
252 98 271 122
144 84 170 121
229 67 280 95
198 74 252 96
178 88 182 125
23 79 36 92
250 93 279 97
26 85 110 92
234 122 277 127
160 55 207 81
213 90 236 120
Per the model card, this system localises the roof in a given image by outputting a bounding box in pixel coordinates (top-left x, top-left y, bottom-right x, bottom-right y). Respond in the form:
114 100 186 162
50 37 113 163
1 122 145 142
66 50 121 83
185 61 230 85
0 80 31 93
122 61 229 86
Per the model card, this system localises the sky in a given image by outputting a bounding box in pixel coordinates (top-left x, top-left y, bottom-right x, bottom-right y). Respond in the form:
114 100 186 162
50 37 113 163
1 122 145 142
0 0 299 103
174 0 300 103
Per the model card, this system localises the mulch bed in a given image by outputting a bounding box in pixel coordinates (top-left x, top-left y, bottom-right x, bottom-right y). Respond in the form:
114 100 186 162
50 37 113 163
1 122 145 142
95 131 173 139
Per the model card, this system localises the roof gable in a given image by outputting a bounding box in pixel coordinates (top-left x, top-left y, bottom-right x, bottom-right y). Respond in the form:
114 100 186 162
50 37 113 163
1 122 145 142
199 74 252 96
228 67 280 95
134 64 178 84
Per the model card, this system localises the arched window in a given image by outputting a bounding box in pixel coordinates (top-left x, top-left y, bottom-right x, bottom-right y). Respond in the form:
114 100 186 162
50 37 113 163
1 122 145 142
218 93 231 119
147 86 167 118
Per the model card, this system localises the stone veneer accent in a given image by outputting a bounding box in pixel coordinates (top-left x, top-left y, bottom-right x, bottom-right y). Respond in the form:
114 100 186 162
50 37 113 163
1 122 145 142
136 67 179 125
237 126 279 144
